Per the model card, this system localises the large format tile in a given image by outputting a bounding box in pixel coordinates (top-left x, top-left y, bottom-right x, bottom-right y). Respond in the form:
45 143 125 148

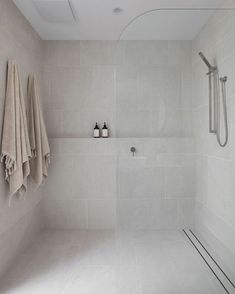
88 199 116 230
43 41 80 68
42 199 88 230
0 230 227 294
41 138 195 231
193 6 235 273
118 167 164 198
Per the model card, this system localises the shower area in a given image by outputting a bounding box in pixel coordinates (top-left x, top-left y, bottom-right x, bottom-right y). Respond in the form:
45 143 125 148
0 0 235 293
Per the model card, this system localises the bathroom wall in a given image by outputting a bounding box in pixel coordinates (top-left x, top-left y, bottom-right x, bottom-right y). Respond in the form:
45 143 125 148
42 41 117 138
41 139 117 230
116 138 195 230
192 1 235 273
41 40 195 230
41 138 195 230
0 0 43 277
42 40 192 138
116 41 192 137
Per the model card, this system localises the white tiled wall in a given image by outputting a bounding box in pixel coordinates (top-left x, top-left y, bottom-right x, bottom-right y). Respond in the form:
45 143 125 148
117 138 195 230
41 138 195 230
192 0 235 272
42 40 192 138
40 40 195 231
0 0 43 278
116 41 192 137
41 139 117 230
43 41 117 138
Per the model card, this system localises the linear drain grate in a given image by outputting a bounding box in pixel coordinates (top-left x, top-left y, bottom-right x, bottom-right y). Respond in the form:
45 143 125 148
183 229 235 294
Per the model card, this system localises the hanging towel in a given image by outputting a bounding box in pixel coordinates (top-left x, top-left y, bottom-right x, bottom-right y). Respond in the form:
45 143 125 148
27 75 50 189
1 60 31 202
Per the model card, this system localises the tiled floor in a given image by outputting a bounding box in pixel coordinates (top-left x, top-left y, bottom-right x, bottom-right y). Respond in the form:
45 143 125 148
0 230 224 294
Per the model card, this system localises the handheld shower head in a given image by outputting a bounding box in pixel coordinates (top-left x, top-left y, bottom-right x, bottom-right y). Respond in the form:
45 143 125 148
199 52 216 72
199 51 228 147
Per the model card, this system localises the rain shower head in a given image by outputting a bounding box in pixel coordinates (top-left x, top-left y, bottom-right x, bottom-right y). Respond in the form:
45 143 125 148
198 52 216 72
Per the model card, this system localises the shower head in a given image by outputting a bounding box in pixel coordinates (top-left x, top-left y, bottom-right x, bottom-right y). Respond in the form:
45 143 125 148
198 52 216 72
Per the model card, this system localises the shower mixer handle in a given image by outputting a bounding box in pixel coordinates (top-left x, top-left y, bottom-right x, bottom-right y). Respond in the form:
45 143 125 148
130 147 136 156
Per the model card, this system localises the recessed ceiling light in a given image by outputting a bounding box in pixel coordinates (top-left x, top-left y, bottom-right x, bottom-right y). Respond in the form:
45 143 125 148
113 7 123 15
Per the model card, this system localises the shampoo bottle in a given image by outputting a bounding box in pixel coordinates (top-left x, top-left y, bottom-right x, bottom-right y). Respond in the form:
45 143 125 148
94 122 100 138
102 122 109 138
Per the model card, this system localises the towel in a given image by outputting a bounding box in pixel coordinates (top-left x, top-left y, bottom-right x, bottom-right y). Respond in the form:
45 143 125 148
27 75 50 189
1 60 31 201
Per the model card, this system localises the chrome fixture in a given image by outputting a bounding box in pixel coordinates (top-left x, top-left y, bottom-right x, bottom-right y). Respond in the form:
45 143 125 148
198 52 216 72
199 52 228 147
113 7 123 15
130 147 136 156
183 229 234 293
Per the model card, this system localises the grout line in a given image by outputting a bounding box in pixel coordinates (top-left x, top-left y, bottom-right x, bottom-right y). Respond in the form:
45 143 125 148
183 229 230 294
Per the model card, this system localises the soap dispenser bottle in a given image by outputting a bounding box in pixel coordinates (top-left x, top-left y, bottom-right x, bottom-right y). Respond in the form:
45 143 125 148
102 122 109 138
94 122 100 138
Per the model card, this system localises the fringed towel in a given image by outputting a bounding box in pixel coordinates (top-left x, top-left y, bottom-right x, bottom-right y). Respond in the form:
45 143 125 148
28 75 50 189
1 60 31 202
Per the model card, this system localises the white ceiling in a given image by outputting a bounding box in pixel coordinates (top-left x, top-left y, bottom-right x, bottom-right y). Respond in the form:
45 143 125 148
13 0 225 40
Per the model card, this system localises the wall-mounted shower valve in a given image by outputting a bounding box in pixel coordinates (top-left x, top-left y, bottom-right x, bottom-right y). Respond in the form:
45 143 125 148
130 147 136 156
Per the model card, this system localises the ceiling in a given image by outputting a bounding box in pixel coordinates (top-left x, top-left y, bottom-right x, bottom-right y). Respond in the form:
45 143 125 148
13 0 225 40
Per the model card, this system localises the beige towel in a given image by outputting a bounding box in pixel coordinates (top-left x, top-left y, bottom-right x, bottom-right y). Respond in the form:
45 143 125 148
1 60 31 201
28 75 50 189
